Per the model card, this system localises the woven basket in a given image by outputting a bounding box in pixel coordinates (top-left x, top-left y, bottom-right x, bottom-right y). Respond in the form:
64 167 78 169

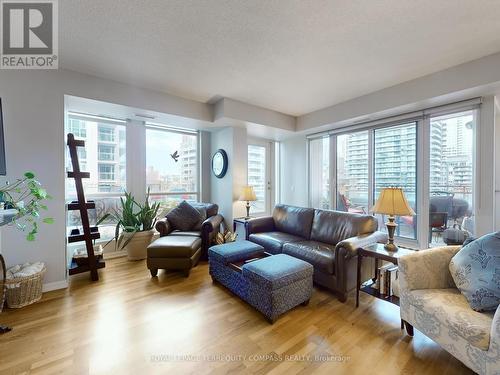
5 266 46 308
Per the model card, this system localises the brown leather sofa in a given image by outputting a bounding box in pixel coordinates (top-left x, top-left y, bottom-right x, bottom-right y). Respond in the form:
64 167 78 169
246 204 387 302
148 203 223 277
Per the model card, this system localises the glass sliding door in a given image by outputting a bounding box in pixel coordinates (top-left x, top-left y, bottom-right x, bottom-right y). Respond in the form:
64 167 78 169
428 110 475 245
336 131 369 213
248 144 269 215
309 137 330 209
374 122 417 240
307 101 479 249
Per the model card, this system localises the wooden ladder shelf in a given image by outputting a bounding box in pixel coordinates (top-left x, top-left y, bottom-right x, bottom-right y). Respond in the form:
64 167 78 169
66 133 105 281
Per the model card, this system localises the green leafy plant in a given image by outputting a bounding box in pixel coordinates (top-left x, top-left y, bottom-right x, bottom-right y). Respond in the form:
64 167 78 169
0 171 54 241
99 188 160 250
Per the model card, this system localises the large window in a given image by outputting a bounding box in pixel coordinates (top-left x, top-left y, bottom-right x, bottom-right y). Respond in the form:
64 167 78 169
98 126 115 142
65 115 127 244
309 137 330 209
374 122 417 239
308 105 478 248
98 144 115 161
98 164 115 180
68 118 86 138
248 144 268 214
145 127 199 207
429 111 475 245
65 117 126 196
336 131 369 213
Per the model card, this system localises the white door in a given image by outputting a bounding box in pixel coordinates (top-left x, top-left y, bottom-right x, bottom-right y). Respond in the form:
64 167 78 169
248 141 272 215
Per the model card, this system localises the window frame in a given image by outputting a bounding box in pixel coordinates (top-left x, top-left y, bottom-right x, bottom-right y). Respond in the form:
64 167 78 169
144 124 201 202
308 102 480 250
247 142 271 216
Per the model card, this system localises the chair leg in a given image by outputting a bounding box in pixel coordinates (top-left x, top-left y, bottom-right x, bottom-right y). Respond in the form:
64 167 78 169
149 268 158 277
301 299 310 306
182 269 191 278
403 321 414 336
337 292 347 303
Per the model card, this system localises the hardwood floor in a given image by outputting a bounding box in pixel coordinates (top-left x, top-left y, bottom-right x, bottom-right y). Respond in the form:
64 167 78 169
0 257 472 375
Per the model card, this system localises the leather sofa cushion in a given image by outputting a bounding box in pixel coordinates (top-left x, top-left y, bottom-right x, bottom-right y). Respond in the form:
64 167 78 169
147 235 201 258
272 204 315 239
249 232 304 254
283 240 336 275
310 210 377 245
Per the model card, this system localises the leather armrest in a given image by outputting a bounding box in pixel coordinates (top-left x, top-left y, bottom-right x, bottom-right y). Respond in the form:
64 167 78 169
245 216 274 235
202 214 224 234
155 218 172 237
335 231 388 259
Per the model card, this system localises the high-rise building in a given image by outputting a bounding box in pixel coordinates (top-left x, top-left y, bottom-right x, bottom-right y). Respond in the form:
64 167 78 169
179 135 198 193
66 118 126 197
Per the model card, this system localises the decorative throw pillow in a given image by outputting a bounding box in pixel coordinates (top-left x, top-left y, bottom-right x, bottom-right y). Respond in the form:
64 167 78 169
192 206 207 231
449 231 500 311
166 201 202 231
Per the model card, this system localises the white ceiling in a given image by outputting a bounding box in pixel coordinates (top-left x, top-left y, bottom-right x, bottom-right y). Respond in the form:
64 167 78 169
60 0 500 117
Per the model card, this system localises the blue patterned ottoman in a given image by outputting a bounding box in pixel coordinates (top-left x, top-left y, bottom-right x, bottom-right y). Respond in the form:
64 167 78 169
209 240 314 323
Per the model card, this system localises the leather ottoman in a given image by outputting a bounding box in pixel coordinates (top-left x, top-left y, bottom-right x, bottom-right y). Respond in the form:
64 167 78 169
147 235 202 277
209 240 313 323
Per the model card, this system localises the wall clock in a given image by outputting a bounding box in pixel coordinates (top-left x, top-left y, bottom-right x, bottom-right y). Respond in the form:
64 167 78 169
212 149 228 178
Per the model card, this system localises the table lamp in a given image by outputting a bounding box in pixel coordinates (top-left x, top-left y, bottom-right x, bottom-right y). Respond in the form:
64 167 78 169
372 187 415 251
239 186 257 219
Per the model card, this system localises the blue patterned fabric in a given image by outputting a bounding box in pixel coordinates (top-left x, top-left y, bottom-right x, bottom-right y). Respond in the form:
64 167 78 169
242 254 313 290
208 249 313 322
450 232 500 311
208 240 264 264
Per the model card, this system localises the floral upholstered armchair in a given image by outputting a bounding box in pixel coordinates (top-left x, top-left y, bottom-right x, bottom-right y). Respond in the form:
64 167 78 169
398 246 500 375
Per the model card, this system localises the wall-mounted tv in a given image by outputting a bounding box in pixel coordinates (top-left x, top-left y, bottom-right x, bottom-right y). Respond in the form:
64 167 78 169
0 99 5 175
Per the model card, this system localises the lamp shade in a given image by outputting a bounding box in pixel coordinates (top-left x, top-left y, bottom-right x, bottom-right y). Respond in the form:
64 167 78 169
239 186 257 201
372 187 415 216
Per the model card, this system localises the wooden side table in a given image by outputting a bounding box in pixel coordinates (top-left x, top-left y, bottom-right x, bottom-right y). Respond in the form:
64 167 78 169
233 217 252 241
356 243 415 335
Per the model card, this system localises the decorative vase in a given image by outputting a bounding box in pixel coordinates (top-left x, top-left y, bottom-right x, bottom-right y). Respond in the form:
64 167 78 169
122 229 155 261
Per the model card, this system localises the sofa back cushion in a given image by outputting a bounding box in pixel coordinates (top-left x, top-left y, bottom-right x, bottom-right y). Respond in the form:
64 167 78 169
166 201 203 231
190 202 218 218
272 204 315 239
310 209 378 245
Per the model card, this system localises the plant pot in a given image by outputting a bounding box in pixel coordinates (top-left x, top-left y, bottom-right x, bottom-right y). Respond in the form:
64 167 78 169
121 229 155 261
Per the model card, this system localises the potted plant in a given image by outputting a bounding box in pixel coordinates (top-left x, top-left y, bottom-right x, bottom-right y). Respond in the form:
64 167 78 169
0 171 54 240
104 189 160 260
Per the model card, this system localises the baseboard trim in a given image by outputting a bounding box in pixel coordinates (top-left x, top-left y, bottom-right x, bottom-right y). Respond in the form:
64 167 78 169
42 280 68 293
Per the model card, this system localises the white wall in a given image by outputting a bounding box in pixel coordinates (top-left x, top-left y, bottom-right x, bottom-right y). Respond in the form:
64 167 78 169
0 69 220 290
279 136 308 207
210 127 248 227
298 52 500 132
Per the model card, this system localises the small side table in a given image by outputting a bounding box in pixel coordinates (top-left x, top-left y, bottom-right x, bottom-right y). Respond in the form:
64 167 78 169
356 243 415 335
233 217 252 241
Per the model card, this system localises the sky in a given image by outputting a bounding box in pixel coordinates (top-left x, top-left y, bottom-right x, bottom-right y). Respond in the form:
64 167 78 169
145 129 184 175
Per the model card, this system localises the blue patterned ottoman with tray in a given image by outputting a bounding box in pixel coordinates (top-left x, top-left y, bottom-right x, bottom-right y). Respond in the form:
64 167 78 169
208 240 313 323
